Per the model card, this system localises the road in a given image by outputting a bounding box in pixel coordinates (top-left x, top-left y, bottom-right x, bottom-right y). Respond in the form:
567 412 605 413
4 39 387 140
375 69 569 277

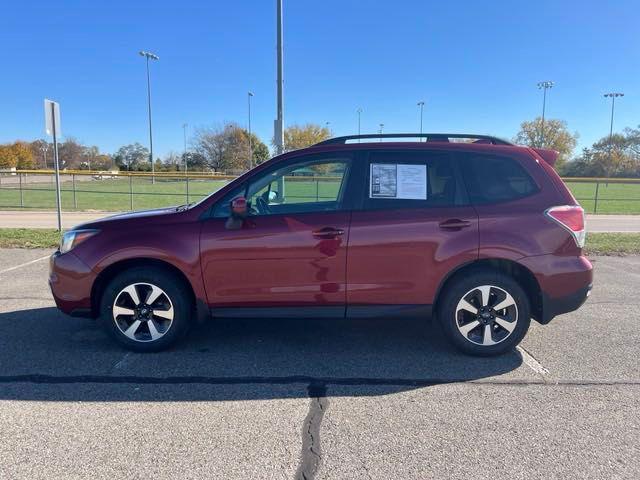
1 210 640 232
0 249 638 479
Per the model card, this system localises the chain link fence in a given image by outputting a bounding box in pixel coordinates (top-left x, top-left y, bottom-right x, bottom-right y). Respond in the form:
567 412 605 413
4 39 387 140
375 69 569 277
1 170 639 214
0 171 233 212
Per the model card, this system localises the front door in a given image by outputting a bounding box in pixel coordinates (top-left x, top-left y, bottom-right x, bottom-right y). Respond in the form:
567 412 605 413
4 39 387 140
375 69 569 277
200 154 353 317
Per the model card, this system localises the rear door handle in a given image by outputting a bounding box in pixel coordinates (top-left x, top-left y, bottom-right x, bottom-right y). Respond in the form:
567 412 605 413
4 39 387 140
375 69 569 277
312 227 345 239
439 219 471 230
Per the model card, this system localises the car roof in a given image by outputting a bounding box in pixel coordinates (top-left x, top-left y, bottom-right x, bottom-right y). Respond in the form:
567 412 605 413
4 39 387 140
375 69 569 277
279 140 532 159
316 133 513 145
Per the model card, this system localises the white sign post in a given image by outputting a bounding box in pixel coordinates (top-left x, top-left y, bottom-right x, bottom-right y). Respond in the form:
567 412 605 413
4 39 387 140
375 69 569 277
44 99 62 232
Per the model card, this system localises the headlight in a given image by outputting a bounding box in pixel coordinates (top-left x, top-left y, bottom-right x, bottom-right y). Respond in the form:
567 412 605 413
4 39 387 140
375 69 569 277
60 229 99 254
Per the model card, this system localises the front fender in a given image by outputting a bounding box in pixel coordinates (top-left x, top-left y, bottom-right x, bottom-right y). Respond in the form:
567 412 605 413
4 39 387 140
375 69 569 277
73 221 207 308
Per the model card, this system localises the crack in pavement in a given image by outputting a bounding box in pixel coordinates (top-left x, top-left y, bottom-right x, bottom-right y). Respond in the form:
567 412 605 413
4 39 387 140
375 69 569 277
0 374 639 386
2 374 637 480
295 382 328 480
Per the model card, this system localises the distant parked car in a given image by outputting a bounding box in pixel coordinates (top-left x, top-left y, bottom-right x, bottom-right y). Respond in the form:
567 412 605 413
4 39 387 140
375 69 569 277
92 171 118 180
49 133 592 355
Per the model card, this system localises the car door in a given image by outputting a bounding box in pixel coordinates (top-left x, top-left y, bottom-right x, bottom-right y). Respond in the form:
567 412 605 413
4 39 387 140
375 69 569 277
346 149 479 316
199 153 354 317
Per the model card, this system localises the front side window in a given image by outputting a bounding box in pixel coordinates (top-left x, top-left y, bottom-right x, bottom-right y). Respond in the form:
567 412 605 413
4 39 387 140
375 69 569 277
460 154 538 204
213 157 350 217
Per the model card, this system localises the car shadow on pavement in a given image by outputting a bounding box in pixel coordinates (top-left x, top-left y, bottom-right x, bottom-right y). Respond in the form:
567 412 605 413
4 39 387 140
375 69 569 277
0 307 525 401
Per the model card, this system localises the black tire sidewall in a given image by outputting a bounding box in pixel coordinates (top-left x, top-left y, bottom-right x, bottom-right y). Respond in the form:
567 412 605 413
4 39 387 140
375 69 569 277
438 270 531 356
99 267 191 352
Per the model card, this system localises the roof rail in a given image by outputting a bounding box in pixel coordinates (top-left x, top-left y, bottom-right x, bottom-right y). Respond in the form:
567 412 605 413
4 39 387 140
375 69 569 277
315 133 513 146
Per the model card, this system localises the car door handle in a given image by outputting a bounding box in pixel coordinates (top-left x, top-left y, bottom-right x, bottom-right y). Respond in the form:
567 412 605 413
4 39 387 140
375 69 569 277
312 227 345 238
439 219 471 230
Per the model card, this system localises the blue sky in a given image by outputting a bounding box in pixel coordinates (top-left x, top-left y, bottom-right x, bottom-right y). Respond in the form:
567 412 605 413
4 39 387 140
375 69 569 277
1 0 638 158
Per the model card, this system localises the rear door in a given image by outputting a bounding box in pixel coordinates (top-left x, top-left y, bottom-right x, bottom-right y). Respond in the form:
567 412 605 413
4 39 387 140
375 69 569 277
346 149 479 315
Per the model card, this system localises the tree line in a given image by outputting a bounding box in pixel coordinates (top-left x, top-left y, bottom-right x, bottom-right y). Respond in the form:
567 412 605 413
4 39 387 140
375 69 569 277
0 123 330 173
513 118 640 178
1 119 638 177
0 138 113 171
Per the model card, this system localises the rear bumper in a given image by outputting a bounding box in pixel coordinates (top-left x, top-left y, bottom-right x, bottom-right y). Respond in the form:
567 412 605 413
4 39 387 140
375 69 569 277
49 251 96 317
540 283 592 324
518 254 593 324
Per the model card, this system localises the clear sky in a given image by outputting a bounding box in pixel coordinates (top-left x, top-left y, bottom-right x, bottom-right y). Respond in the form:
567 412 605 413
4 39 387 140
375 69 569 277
1 0 638 158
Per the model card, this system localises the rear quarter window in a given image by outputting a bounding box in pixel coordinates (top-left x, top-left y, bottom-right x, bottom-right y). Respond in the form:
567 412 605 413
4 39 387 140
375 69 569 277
460 153 538 204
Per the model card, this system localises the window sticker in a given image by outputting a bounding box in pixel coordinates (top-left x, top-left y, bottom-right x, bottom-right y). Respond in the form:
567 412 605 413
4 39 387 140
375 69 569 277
370 163 397 197
370 163 427 200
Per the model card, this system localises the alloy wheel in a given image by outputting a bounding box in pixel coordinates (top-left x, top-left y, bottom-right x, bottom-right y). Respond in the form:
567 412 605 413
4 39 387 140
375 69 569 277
112 282 174 342
455 285 518 346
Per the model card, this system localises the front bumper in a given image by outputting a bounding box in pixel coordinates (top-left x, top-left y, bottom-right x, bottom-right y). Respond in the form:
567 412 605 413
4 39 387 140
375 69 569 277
49 251 96 317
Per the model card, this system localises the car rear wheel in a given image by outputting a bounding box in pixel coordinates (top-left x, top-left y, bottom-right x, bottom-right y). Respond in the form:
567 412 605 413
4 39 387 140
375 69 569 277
100 267 191 352
438 270 531 356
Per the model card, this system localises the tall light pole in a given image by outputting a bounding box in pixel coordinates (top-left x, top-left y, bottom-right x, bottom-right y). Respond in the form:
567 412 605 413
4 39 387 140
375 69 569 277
417 101 425 141
182 123 188 174
356 108 363 140
604 92 624 177
537 80 554 147
139 50 159 183
604 92 624 143
248 91 254 169
379 123 384 141
274 0 284 155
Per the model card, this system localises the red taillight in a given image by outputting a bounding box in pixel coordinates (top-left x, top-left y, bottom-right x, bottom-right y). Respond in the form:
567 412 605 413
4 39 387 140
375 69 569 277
545 205 586 248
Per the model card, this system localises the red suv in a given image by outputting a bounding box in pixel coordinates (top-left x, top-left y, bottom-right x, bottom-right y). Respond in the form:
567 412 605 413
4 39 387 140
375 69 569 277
49 134 592 355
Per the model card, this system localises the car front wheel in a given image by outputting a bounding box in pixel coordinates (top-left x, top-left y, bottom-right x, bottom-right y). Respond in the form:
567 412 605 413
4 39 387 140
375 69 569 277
438 270 531 356
100 267 191 352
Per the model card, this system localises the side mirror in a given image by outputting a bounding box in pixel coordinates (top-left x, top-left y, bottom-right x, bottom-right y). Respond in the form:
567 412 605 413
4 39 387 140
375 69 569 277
230 197 248 218
225 196 248 230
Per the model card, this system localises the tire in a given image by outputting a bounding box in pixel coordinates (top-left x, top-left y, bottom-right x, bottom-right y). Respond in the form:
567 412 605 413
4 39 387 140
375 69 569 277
99 267 192 352
438 269 531 356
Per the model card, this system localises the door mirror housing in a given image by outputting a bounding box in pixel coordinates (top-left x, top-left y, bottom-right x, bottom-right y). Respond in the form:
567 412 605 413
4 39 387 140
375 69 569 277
230 197 248 218
226 196 248 230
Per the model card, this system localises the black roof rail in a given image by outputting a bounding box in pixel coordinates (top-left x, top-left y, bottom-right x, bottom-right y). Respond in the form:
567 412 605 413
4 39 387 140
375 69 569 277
315 133 513 146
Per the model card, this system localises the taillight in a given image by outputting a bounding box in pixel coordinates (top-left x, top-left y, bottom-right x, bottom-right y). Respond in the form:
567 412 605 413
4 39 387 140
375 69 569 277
545 205 586 248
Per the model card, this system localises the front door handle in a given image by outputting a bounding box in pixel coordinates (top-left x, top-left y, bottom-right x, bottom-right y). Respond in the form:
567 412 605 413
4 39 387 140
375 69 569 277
312 227 345 239
439 219 471 230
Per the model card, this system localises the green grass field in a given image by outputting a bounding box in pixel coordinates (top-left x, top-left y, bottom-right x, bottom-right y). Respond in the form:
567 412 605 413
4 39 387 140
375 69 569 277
0 177 230 211
0 175 638 214
564 181 640 214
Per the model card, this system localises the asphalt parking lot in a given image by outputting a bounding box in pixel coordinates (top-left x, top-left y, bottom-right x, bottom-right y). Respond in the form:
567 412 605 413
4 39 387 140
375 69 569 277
0 249 638 479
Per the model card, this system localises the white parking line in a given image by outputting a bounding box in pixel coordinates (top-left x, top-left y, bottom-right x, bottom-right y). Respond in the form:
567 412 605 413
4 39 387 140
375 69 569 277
516 345 550 376
0 255 50 275
112 352 132 371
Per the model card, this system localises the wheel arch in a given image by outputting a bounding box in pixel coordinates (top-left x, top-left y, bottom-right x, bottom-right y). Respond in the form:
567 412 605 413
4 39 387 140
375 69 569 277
433 258 543 322
91 258 197 319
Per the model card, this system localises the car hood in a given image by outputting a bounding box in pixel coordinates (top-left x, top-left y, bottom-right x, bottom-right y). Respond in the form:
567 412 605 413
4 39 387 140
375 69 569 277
72 206 179 230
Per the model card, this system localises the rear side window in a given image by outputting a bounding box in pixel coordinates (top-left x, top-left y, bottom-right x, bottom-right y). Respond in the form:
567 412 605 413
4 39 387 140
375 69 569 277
364 151 462 210
460 154 538 204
